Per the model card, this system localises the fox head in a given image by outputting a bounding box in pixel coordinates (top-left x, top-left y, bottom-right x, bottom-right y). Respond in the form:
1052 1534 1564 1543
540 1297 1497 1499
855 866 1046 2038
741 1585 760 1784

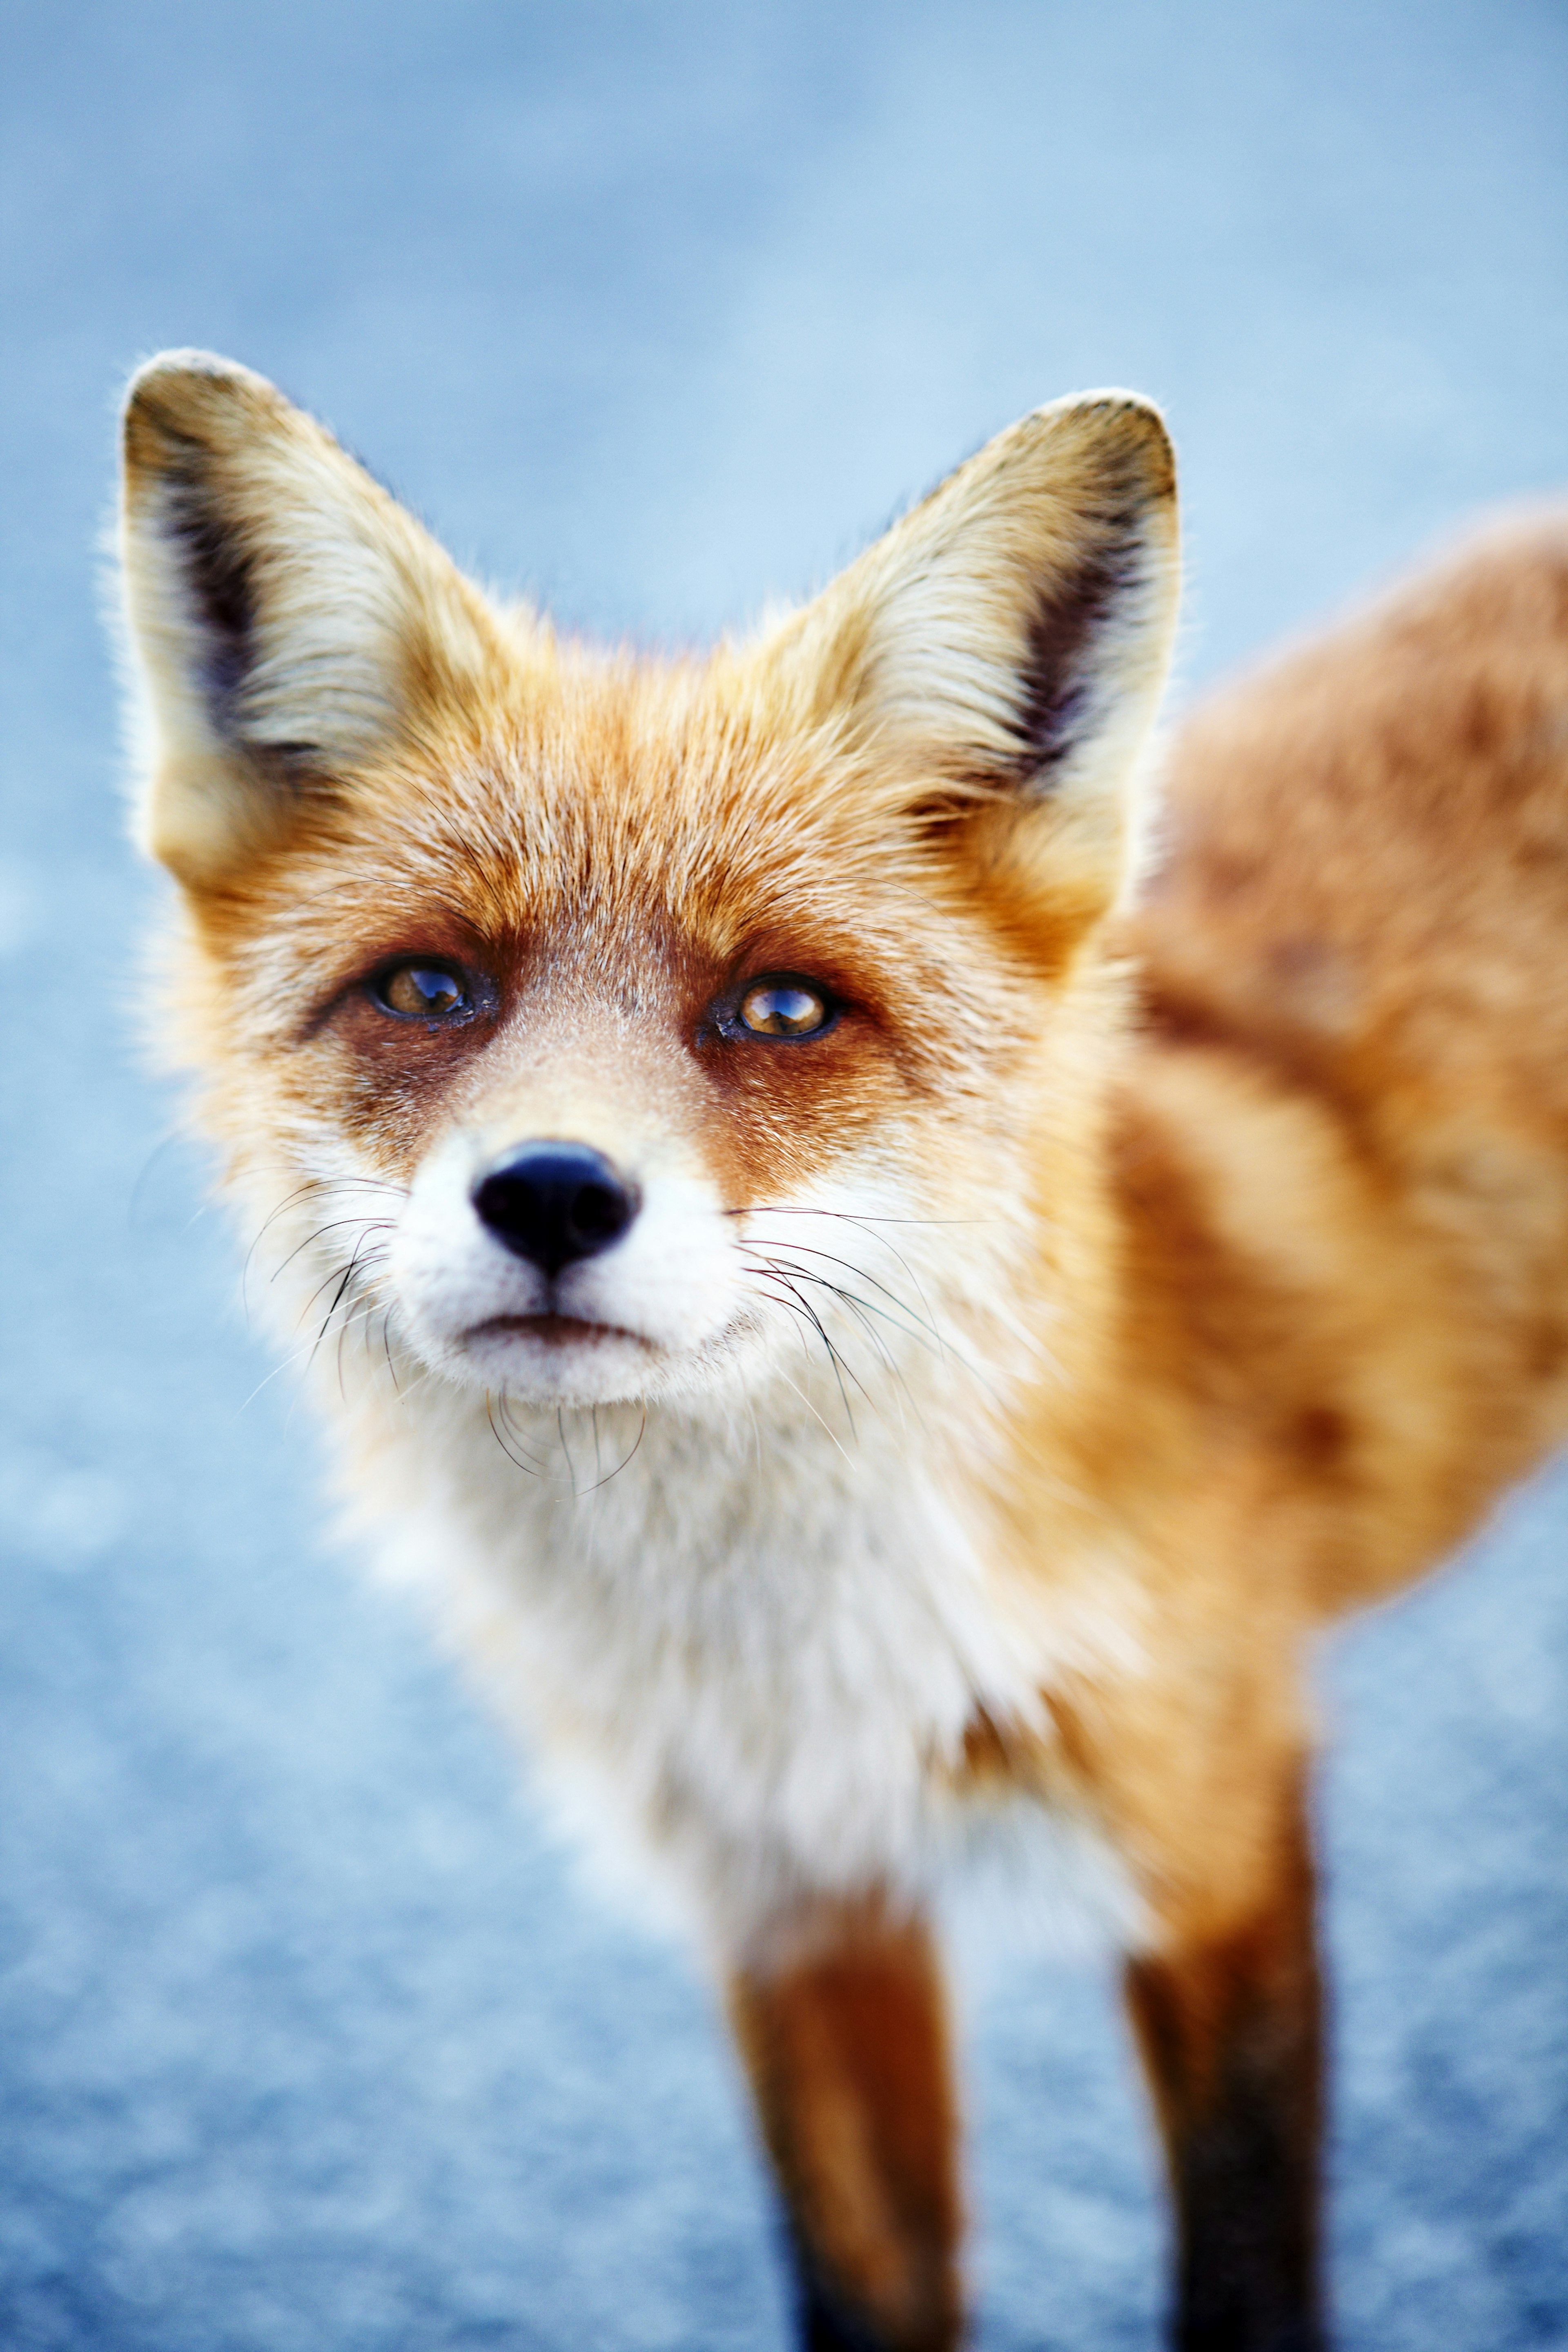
118 354 1178 1428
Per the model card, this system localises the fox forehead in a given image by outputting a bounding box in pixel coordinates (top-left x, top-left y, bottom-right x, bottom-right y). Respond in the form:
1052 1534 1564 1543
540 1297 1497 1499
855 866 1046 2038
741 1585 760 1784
198 639 1033 1058
172 655 1023 1211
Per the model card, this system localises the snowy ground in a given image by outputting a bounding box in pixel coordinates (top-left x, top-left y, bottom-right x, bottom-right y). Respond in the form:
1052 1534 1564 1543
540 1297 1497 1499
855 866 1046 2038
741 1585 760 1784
2 4 1566 2345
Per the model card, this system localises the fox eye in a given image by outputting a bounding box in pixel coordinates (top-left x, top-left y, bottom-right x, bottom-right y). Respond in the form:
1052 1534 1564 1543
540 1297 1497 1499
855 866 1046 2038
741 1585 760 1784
737 975 833 1038
372 961 471 1020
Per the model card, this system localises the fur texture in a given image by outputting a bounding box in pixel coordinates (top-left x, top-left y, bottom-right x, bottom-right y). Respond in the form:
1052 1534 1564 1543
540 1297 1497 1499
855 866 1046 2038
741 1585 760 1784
118 352 1568 2350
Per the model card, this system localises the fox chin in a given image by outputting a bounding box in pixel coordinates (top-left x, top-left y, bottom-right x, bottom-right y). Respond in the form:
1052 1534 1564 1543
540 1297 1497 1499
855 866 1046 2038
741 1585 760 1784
117 348 1568 2352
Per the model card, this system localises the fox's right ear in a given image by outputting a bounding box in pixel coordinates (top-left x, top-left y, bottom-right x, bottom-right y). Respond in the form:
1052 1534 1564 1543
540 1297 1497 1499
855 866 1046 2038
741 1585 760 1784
118 351 502 890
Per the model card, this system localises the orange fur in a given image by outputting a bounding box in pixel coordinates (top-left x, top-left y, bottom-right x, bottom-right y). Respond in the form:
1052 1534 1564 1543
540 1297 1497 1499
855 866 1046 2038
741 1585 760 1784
730 1901 962 2352
116 353 1568 2351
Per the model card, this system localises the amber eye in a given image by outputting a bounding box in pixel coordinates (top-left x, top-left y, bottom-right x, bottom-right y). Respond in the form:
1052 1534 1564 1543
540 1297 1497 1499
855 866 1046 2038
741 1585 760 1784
372 962 470 1020
737 975 833 1038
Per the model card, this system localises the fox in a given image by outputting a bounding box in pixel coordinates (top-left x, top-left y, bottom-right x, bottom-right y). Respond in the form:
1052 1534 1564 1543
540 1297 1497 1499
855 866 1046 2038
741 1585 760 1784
114 349 1568 2352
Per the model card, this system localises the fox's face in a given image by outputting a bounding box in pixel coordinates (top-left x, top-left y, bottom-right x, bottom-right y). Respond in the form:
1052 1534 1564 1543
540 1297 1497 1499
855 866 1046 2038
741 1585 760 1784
119 357 1178 1419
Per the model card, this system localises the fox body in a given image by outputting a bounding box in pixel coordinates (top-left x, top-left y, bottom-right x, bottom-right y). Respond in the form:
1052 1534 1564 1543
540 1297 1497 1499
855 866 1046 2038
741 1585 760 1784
118 353 1568 2351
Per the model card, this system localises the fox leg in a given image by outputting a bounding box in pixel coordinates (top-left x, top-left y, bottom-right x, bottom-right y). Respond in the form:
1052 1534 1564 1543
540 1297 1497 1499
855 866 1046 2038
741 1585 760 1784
727 1898 964 2352
1123 1771 1325 2352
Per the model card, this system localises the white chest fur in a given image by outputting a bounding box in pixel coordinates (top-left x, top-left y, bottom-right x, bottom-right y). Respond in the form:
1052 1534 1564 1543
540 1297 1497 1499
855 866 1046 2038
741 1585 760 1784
355 1382 1144 1957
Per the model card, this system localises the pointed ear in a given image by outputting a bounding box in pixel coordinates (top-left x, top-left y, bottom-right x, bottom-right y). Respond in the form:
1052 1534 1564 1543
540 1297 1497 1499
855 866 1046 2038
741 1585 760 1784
771 392 1179 908
118 350 503 890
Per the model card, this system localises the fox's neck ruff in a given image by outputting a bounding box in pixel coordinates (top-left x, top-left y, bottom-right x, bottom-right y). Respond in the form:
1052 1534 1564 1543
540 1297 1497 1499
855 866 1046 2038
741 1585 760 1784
321 1287 1149 1949
248 1030 1149 1953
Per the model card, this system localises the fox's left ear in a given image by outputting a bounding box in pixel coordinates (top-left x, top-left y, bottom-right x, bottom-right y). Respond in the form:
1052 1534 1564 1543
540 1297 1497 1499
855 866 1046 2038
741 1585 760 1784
118 350 505 890
770 392 1179 912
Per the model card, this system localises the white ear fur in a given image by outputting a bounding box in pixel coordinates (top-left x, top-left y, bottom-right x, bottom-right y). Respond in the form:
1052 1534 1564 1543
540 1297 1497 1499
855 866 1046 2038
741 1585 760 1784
119 350 499 887
772 391 1180 838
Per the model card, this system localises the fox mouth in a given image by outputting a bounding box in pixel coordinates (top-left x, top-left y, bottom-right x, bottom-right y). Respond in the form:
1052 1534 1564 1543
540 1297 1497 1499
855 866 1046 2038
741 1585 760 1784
464 1312 653 1351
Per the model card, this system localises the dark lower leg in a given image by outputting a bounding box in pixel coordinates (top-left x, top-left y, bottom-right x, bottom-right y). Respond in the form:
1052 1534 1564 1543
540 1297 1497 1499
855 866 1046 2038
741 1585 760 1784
728 1900 963 2352
1125 1790 1326 2352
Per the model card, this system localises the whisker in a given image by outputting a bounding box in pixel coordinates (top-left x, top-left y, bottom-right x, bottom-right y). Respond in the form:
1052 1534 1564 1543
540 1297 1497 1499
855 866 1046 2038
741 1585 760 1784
271 1215 396 1284
732 1205 961 1379
496 1388 552 1474
746 1258 924 1437
241 1290 388 1411
779 1271 921 1426
578 1403 646 1492
749 1275 835 1377
746 1246 938 1371
127 1125 191 1232
768 1270 863 1402
748 1267 865 1433
296 1238 388 1331
242 1175 405 1314
483 1389 646 1492
309 1249 378 1364
742 1237 944 1347
557 1407 580 1497
487 1390 542 1478
745 1244 940 1367
767 1359 856 1466
747 1272 890 1447
745 1238 1010 1413
807 1215 951 1370
726 1206 982 1228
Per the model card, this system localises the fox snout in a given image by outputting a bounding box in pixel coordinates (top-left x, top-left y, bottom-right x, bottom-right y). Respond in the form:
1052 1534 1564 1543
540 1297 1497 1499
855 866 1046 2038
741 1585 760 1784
386 1104 744 1407
472 1144 641 1276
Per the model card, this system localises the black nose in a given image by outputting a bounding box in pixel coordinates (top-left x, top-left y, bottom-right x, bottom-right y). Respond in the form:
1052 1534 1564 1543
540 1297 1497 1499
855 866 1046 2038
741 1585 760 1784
472 1143 639 1276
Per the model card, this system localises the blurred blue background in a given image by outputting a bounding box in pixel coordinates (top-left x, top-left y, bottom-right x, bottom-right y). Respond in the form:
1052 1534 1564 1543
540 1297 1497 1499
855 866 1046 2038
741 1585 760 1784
3 3 1567 2345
